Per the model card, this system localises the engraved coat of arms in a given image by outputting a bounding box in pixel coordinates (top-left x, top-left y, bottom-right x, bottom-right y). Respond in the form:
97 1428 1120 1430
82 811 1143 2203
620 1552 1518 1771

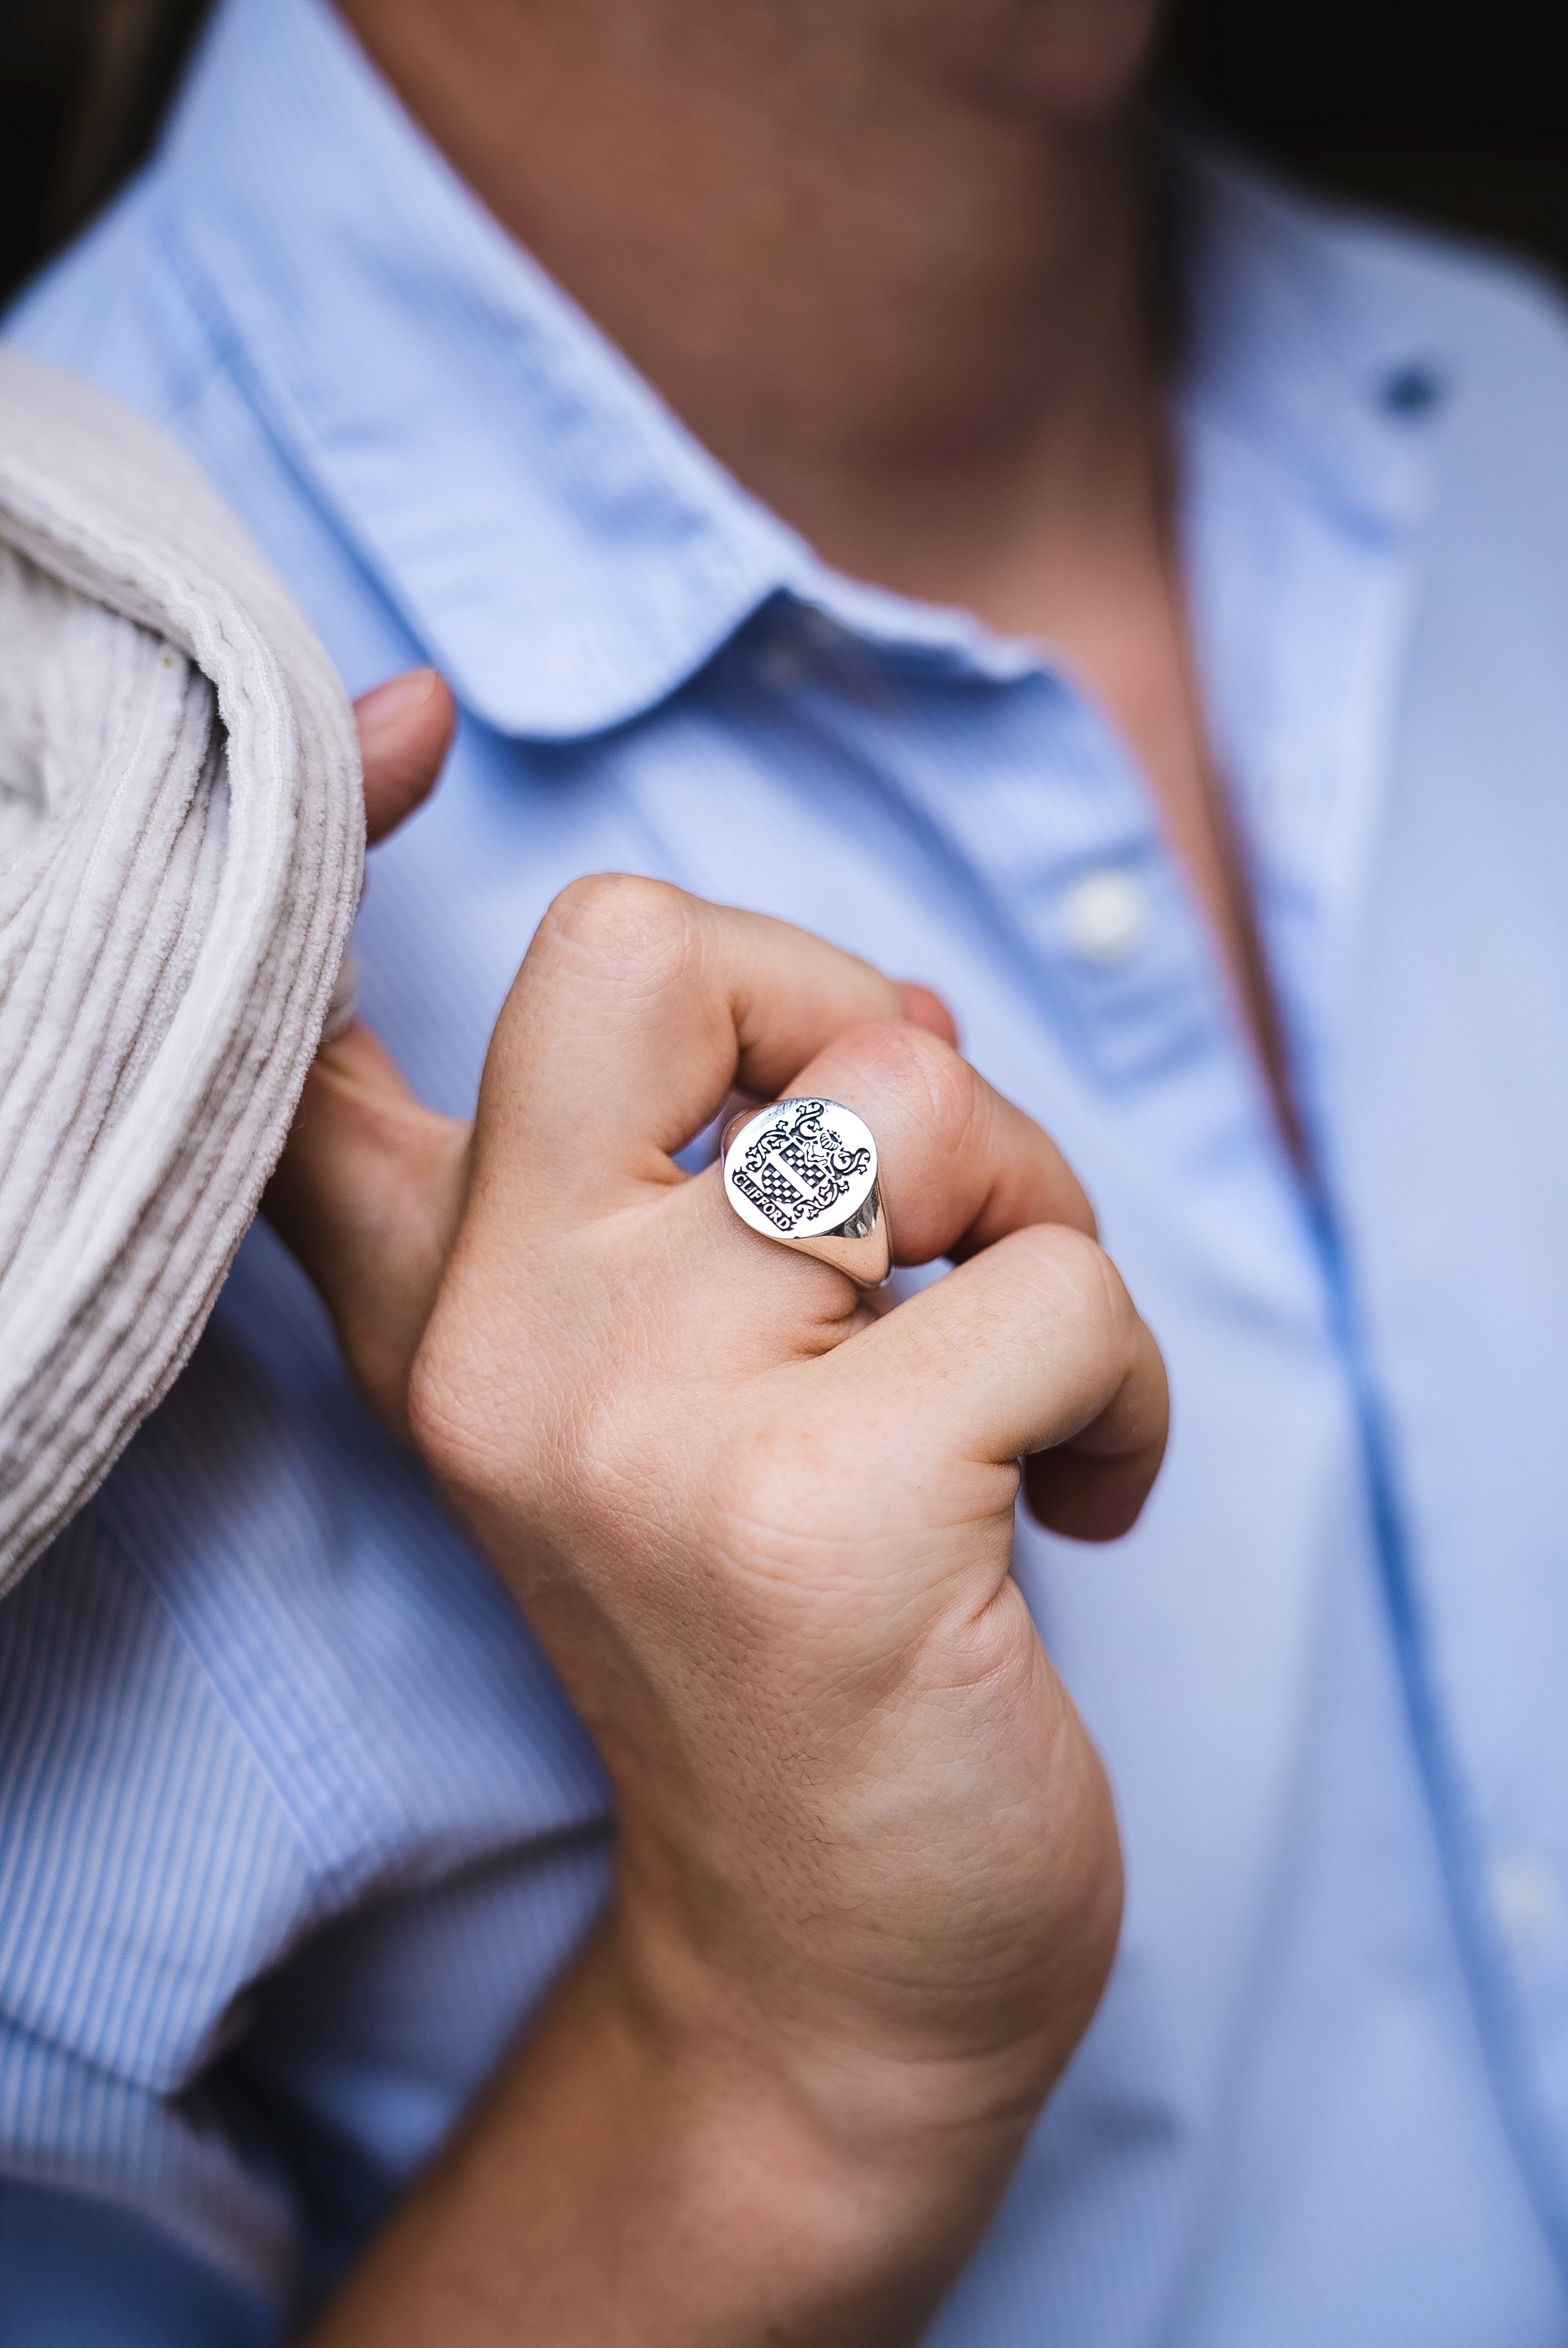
728 1100 872 1236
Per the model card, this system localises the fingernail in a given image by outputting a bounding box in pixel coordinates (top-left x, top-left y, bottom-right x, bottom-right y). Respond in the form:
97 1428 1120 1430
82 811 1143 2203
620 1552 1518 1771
354 667 440 732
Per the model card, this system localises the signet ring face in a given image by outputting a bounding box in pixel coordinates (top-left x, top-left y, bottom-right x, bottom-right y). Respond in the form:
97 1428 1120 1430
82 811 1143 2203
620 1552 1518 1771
721 1098 891 1288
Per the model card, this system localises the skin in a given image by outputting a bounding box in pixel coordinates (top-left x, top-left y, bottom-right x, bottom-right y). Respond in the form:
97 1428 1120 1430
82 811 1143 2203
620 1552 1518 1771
258 0 1237 2322
279 672 1164 2343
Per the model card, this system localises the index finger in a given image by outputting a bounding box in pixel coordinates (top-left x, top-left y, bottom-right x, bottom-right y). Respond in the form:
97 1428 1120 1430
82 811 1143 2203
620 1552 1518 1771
475 876 912 1216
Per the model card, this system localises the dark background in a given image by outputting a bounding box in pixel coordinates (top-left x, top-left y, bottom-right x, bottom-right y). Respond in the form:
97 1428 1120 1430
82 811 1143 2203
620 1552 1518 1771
1 0 1565 310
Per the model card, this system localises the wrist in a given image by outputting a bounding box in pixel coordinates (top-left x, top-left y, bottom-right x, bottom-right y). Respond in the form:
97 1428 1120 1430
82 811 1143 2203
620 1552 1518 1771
605 1778 1119 2165
599 1895 1054 2247
313 1903 1002 2348
572 1923 1016 2343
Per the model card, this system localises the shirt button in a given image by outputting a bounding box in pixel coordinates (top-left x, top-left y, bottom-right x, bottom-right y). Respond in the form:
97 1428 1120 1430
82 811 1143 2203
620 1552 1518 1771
1061 867 1151 965
1491 1853 1556 1949
755 634 812 689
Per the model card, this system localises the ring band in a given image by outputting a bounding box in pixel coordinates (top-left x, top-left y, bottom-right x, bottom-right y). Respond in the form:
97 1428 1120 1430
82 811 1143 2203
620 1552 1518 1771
722 1097 891 1288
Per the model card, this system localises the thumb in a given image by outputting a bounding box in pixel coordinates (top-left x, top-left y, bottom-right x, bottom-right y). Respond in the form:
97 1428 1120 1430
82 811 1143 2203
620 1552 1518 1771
262 668 463 1435
354 668 456 845
264 1024 472 1440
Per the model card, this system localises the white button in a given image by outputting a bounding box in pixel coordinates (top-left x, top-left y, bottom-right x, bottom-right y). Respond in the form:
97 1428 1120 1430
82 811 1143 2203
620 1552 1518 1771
1061 868 1151 965
1491 1854 1556 1948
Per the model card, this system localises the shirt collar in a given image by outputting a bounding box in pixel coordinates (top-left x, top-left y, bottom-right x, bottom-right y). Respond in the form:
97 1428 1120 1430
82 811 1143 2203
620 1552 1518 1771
154 0 1450 739
1177 141 1452 538
156 0 827 737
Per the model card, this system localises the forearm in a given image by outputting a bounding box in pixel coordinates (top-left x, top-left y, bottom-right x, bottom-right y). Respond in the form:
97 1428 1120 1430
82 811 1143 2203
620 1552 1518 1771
306 1918 1025 2348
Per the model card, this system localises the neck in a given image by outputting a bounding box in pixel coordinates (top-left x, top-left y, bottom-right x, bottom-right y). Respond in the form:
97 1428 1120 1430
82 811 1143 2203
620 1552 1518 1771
327 2 1303 1141
334 0 1164 624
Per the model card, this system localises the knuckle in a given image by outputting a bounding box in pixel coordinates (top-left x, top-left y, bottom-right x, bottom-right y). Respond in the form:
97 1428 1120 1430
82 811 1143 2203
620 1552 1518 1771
893 1017 975 1123
837 1017 979 1141
539 872 695 990
405 1317 483 1491
406 1293 544 1509
1011 1222 1135 1345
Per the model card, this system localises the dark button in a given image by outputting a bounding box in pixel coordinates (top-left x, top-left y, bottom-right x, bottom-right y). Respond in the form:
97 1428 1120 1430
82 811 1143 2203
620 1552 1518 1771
1379 362 1444 418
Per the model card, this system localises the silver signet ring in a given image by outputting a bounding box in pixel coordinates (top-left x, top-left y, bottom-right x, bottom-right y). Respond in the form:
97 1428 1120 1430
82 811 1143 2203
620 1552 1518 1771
721 1097 891 1289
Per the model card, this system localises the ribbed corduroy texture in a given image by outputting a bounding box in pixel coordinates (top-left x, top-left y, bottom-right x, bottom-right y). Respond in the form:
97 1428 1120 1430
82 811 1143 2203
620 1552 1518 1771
0 349 363 1593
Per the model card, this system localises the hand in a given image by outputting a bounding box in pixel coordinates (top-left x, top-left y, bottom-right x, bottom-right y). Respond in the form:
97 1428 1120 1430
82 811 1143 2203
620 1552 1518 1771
269 687 1168 2342
387 876 1166 2338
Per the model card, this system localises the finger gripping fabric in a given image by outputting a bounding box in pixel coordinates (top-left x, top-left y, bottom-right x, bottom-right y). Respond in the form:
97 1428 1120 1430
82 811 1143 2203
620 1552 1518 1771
0 352 364 1593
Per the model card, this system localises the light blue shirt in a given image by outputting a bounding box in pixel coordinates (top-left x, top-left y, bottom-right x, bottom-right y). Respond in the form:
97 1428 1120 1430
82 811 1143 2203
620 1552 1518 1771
6 0 1568 2339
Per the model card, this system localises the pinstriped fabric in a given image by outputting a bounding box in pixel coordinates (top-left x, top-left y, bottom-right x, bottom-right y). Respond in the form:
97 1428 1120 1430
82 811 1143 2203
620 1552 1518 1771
0 1508 312 2086
0 2019 297 2297
7 0 1568 2337
0 1511 308 2289
0 1280 612 2314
